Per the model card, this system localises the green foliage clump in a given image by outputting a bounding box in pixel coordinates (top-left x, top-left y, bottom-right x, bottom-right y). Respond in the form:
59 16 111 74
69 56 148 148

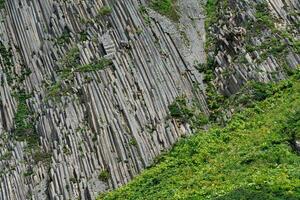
254 2 275 31
205 0 220 28
0 42 13 83
76 58 113 73
98 6 112 16
129 138 138 146
56 28 71 46
99 169 110 182
0 42 12 67
60 47 81 69
0 0 5 9
168 96 193 123
150 0 179 21
284 107 300 152
169 96 208 128
32 151 52 164
14 91 39 148
47 47 112 98
99 75 300 200
139 6 151 24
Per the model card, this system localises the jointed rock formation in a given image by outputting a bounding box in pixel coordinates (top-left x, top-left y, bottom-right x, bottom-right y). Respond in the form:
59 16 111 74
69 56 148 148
0 0 298 199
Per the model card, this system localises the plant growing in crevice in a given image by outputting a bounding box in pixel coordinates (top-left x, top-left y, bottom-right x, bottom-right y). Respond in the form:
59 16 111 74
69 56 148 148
98 6 112 16
99 169 110 182
56 28 72 46
13 91 39 148
47 47 113 99
169 96 208 129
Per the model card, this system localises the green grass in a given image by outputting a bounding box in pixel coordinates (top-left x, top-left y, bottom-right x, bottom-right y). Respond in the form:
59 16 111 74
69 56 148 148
99 74 300 200
150 0 180 21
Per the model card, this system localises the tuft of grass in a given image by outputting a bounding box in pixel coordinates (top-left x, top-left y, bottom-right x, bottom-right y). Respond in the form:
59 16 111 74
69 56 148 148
99 74 300 200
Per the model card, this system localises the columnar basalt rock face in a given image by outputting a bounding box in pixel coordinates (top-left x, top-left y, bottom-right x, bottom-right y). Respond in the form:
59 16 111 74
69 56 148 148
0 0 299 199
209 0 300 96
0 0 207 199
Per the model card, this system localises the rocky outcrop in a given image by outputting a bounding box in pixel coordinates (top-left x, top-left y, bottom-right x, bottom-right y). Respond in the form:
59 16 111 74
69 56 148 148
0 0 207 199
0 0 299 199
209 0 300 96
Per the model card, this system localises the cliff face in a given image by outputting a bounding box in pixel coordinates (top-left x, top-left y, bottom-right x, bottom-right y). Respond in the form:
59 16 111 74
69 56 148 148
0 0 298 200
0 0 207 199
209 0 300 96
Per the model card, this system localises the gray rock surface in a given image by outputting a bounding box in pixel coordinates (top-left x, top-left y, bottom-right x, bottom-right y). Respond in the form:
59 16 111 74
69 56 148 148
0 0 298 199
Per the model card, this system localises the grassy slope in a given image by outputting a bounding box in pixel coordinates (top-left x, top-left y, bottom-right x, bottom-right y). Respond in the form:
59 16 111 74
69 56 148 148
99 76 300 200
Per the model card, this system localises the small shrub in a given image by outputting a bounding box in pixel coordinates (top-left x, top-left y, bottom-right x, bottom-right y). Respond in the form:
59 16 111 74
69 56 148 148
169 96 208 128
60 47 80 69
169 96 193 123
99 169 110 182
129 138 138 146
98 6 112 16
56 30 71 45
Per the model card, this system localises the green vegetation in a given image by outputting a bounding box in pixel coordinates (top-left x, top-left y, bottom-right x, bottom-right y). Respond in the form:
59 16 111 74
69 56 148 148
284 107 300 152
205 0 222 29
169 96 208 128
58 47 112 73
60 47 80 69
0 0 5 9
0 42 12 67
99 73 300 200
150 0 179 21
98 6 112 16
32 151 52 164
0 42 13 83
56 28 71 46
139 6 151 24
129 138 138 146
47 47 112 98
13 91 39 148
254 2 275 31
99 169 110 182
76 58 113 73
79 31 89 42
204 0 226 51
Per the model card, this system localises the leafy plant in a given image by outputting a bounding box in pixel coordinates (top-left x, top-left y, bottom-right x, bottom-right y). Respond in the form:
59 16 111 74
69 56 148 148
13 91 39 148
99 169 110 182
